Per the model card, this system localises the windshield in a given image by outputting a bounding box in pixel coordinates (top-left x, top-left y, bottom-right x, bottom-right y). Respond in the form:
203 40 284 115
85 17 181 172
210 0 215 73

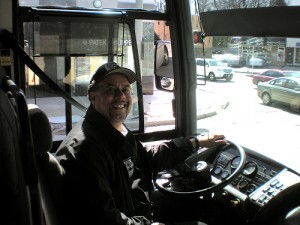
209 60 225 67
21 1 173 140
17 0 300 174
193 0 300 173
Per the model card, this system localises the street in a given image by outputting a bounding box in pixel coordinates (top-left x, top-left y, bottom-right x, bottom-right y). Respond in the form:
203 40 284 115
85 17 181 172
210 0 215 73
196 72 300 173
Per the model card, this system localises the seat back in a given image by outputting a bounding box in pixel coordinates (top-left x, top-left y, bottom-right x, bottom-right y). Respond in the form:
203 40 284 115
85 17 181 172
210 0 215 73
0 75 42 225
0 79 31 225
28 104 65 225
1 75 65 225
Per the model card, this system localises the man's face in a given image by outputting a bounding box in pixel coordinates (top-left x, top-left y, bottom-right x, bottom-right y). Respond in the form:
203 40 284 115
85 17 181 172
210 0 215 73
89 74 133 128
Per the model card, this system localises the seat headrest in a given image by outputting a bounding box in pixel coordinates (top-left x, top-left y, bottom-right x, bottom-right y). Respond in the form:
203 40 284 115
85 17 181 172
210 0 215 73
28 104 53 154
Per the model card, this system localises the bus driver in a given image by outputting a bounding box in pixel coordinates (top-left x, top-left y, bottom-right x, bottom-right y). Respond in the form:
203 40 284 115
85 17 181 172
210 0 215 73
56 62 226 225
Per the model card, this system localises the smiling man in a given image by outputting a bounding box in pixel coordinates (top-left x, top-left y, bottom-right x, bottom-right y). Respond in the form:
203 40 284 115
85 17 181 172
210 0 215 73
88 63 135 132
56 62 225 225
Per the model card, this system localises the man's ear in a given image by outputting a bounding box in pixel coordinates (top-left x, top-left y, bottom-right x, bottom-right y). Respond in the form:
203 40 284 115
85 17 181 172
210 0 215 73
89 92 96 102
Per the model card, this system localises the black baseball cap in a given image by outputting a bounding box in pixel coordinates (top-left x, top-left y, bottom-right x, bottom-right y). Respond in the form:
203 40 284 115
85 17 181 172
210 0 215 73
90 62 137 84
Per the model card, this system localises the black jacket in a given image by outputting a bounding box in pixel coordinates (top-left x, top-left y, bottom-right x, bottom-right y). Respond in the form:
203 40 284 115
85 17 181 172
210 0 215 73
56 106 194 225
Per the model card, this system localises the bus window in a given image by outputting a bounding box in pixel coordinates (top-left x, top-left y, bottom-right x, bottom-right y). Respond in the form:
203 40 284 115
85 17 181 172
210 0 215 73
23 17 139 140
136 20 175 133
21 5 174 141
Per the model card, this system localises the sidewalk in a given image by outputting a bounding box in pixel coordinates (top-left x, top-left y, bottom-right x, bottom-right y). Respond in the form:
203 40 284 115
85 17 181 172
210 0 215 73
233 65 300 76
132 88 228 128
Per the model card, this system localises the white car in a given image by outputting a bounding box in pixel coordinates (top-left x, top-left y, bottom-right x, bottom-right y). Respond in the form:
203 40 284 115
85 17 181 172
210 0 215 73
249 57 265 67
196 58 234 81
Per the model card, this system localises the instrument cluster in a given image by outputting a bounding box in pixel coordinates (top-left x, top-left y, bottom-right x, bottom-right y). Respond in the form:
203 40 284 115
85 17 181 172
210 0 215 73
211 147 280 195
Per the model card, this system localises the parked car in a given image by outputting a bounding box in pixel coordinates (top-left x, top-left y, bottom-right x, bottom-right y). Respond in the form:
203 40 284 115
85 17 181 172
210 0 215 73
227 55 246 67
257 77 300 111
196 58 234 81
252 69 285 86
212 53 236 64
249 56 265 67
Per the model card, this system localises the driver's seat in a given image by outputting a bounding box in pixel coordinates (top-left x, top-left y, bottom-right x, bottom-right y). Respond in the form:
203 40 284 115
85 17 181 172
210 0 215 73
28 104 65 225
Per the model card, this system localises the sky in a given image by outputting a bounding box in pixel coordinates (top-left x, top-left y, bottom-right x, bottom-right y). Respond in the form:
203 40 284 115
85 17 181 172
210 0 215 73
288 0 300 6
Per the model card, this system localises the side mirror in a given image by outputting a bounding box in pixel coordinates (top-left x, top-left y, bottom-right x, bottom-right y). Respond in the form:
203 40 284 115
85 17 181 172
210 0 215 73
154 40 174 91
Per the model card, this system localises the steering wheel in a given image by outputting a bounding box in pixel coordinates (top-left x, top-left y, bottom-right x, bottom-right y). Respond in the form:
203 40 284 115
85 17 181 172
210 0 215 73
154 140 246 197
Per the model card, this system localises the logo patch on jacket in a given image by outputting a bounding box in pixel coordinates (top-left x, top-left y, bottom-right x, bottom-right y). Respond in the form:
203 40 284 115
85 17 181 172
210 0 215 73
123 157 134 178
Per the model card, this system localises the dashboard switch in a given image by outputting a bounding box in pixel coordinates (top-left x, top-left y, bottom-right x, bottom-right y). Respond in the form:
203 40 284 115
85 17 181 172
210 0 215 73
230 198 240 207
221 191 228 199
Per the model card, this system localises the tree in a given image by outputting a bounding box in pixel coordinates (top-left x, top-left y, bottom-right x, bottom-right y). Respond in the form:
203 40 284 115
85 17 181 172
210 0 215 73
208 0 287 10
269 0 287 6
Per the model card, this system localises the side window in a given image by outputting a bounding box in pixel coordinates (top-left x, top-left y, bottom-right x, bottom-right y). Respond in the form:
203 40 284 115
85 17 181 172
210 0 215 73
196 60 204 66
273 79 286 87
23 15 175 139
136 19 174 133
269 80 275 85
286 80 298 89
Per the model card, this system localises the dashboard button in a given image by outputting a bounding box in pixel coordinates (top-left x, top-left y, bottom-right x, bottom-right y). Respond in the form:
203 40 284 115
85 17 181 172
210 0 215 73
247 184 257 193
263 185 270 192
213 166 223 175
275 183 283 189
221 170 230 179
231 176 242 185
258 194 267 203
270 179 279 187
238 179 248 191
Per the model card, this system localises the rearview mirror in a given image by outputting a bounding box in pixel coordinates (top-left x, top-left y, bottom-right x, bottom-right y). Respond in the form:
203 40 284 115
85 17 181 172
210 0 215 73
154 41 174 91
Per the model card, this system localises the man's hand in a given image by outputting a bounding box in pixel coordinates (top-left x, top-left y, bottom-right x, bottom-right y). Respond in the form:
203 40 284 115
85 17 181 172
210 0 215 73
197 133 227 149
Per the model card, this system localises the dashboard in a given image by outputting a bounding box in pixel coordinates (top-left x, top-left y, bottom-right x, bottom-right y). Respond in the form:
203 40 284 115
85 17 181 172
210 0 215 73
154 140 300 223
209 144 300 214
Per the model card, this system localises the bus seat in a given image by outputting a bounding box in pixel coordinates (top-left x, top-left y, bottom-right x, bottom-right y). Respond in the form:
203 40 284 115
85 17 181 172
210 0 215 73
28 104 65 225
0 81 32 225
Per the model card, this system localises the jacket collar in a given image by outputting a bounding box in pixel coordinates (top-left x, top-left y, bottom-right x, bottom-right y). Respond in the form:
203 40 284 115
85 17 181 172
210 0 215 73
82 105 127 150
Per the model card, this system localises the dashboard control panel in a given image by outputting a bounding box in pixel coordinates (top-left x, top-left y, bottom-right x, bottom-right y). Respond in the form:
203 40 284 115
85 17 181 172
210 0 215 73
211 148 281 196
250 169 300 206
211 145 300 213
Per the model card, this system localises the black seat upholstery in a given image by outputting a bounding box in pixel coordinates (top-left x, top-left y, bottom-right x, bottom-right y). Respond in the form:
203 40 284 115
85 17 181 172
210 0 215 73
0 80 32 225
28 104 65 225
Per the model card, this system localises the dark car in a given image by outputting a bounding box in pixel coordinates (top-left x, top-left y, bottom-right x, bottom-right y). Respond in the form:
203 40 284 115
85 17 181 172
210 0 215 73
227 55 246 67
252 69 285 86
257 77 300 111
